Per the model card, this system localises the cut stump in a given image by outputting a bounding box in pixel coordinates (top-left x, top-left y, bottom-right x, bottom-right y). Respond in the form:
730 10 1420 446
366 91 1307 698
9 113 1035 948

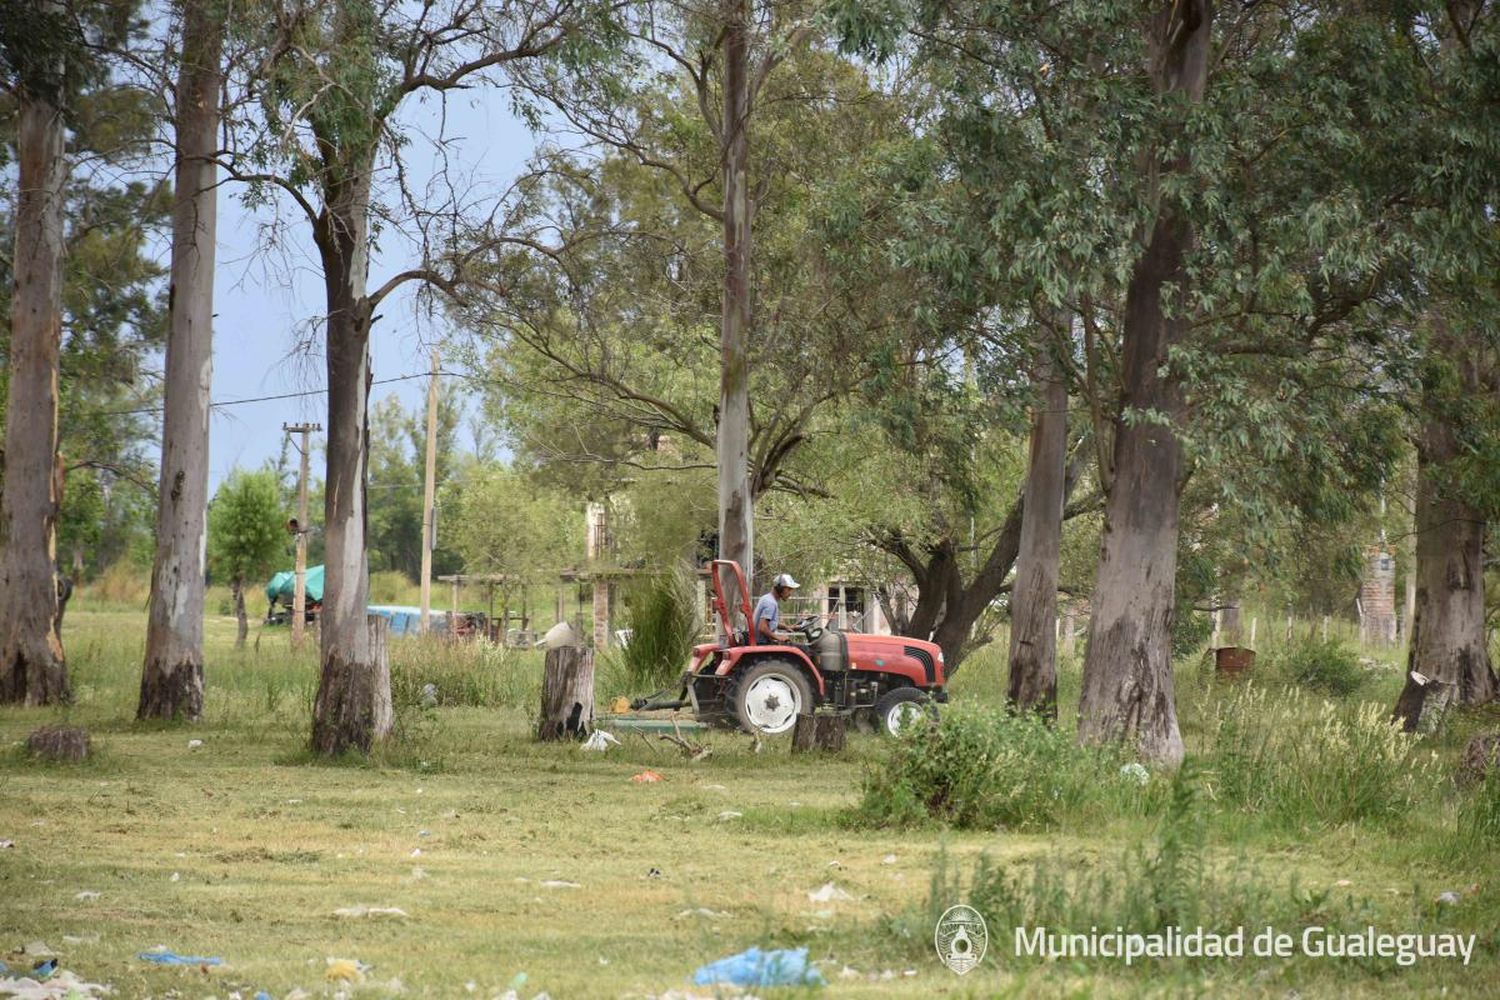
537 645 594 741
792 713 846 753
27 725 90 762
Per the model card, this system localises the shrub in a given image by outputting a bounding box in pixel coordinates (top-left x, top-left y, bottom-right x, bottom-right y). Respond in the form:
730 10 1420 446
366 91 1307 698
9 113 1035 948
912 768 1374 969
853 706 1130 831
619 567 698 692
1275 637 1365 696
1204 685 1433 827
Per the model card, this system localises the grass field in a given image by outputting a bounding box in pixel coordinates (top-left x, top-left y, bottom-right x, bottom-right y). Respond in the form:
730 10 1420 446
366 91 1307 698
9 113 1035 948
1 601 1497 998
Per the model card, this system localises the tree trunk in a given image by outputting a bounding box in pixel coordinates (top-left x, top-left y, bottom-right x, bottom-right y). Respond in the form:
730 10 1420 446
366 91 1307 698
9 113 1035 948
313 615 393 753
1077 1 1212 767
232 578 247 648
717 0 754 577
139 0 223 721
1007 327 1068 719
0 21 69 706
792 713 846 753
310 166 393 756
1392 396 1496 730
537 645 595 740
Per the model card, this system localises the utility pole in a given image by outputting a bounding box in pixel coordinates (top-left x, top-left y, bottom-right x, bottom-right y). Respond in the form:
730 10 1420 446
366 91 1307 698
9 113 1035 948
284 422 320 649
419 350 439 632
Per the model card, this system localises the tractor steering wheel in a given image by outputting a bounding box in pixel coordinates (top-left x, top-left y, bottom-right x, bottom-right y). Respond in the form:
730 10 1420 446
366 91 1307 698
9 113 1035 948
790 614 823 643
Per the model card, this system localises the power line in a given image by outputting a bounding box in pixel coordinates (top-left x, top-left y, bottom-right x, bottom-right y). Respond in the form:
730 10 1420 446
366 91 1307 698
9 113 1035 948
104 370 469 417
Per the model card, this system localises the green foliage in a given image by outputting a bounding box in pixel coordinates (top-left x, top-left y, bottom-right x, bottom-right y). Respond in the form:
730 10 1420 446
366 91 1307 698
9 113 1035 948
1272 637 1367 697
1203 686 1433 828
207 470 287 588
914 767 1382 970
854 705 1129 831
438 463 581 606
618 567 698 692
366 392 462 581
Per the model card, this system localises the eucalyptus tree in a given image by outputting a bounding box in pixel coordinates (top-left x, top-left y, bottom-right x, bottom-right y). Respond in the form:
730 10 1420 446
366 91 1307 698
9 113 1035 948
1390 1 1500 724
140 0 226 721
514 0 820 578
0 0 158 703
838 0 1435 760
458 47 930 527
224 0 604 754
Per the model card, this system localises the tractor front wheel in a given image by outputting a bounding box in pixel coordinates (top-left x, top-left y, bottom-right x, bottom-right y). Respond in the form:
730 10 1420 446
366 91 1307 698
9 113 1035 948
728 659 814 736
874 688 936 736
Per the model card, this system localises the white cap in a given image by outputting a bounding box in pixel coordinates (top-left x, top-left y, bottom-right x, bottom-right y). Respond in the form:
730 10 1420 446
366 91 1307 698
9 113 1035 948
773 573 800 589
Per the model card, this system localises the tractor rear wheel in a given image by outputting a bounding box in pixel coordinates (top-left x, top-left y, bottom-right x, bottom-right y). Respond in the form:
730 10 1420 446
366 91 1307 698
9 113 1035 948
728 659 814 736
874 688 935 736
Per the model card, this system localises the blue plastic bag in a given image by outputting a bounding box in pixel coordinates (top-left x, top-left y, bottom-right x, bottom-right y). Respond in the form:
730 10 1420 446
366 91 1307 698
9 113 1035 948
137 950 224 966
692 947 824 988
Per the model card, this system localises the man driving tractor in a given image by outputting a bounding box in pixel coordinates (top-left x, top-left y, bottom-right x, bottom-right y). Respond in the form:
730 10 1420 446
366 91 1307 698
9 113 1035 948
753 573 800 644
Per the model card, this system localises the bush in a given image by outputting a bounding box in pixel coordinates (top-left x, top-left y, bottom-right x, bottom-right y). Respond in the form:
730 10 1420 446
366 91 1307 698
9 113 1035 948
619 568 698 693
911 768 1376 969
1204 685 1434 827
853 706 1132 831
1275 637 1365 696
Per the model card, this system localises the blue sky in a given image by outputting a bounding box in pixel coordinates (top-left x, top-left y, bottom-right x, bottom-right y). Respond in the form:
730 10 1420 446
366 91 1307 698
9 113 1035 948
204 91 536 491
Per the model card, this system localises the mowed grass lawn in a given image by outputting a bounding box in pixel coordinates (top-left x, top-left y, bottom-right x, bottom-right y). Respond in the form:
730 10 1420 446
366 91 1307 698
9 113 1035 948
1 601 1497 998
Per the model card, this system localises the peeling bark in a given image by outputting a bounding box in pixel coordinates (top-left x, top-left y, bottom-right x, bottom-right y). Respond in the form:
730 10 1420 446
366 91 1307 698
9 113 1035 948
1007 326 1068 719
312 616 393 756
1077 1 1213 766
0 8 69 706
1392 359 1496 730
717 0 754 578
308 161 392 756
140 0 223 721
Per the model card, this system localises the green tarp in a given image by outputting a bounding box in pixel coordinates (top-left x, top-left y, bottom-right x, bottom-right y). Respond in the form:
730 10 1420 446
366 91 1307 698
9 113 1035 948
266 565 324 605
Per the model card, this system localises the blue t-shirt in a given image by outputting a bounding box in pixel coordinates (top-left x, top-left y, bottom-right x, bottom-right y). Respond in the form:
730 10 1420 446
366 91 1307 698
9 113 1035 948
753 592 779 639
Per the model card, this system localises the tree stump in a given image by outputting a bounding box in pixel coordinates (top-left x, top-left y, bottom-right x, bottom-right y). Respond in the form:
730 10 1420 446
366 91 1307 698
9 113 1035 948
27 725 90 762
792 713 846 754
1457 730 1500 787
537 645 594 741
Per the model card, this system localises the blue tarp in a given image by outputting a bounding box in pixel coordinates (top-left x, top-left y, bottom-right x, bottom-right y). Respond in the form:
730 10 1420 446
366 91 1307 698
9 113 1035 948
366 605 438 637
693 947 825 988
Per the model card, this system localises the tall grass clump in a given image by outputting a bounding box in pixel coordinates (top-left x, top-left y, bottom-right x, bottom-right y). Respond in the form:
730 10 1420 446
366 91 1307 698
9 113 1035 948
1204 685 1434 828
1456 768 1500 847
388 638 542 709
854 706 1143 831
619 567 698 692
903 768 1371 969
1270 636 1366 696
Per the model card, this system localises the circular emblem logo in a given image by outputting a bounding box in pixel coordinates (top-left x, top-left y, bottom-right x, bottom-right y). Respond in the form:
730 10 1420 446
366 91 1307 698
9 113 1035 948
935 904 988 975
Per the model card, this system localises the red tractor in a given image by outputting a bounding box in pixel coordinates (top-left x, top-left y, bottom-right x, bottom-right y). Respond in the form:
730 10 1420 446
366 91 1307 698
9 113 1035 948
641 560 947 737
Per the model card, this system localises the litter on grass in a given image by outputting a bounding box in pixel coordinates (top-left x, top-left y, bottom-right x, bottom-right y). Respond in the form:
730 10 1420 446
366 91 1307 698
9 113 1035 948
692 947 825 988
332 905 409 919
74 891 100 902
324 957 370 983
582 730 620 752
631 771 664 783
136 949 223 966
539 880 581 889
0 969 114 998
806 882 853 903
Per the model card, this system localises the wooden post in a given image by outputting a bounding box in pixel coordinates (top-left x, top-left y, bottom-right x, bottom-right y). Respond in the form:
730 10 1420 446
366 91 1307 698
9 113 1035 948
285 422 319 649
537 645 595 741
792 713 847 753
419 350 439 632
